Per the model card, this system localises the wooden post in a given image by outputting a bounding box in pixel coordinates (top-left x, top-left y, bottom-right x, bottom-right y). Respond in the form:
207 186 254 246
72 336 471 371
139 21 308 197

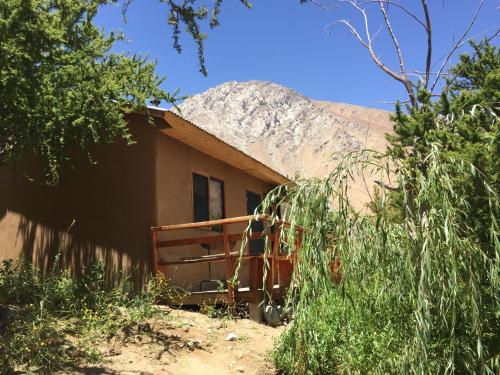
278 260 294 288
250 258 264 303
151 229 159 275
266 224 281 299
222 223 236 314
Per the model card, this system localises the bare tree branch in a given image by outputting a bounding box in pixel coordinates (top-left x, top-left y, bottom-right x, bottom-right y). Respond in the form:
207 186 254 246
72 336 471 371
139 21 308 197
363 0 427 30
315 0 496 107
332 19 369 48
338 0 417 106
429 0 485 93
421 0 432 88
378 1 405 74
333 0 417 105
407 70 448 77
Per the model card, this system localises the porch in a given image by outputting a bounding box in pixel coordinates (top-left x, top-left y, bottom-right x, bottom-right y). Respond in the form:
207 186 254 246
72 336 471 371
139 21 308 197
150 215 303 311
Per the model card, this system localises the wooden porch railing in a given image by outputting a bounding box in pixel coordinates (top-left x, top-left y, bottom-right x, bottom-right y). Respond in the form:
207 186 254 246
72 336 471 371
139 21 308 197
150 215 303 313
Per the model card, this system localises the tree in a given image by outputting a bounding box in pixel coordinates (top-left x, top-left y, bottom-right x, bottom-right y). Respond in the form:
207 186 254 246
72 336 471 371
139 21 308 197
299 1 499 230
302 0 499 108
387 42 499 248
159 0 252 76
0 0 250 184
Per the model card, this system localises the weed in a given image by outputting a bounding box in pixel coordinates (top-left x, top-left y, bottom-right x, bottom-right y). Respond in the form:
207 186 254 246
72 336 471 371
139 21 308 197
0 258 168 373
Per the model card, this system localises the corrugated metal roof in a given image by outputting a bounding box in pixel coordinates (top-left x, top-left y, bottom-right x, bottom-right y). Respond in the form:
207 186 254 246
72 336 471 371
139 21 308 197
142 106 289 185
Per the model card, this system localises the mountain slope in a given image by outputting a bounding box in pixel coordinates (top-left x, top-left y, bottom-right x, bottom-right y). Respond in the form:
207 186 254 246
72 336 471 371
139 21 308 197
175 81 393 202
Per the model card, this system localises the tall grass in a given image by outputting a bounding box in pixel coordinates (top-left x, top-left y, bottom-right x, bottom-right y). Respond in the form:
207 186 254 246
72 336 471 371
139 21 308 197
254 145 499 374
0 258 168 373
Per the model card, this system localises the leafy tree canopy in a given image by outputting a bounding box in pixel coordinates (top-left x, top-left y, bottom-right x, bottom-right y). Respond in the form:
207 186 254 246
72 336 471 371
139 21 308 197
0 0 251 184
386 41 500 247
0 0 171 183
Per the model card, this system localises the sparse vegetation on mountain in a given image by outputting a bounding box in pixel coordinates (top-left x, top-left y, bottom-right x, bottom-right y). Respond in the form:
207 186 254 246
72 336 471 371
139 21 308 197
176 80 393 181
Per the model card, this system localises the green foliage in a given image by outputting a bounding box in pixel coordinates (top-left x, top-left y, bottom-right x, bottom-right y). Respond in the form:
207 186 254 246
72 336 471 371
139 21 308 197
0 0 253 184
262 147 500 374
161 0 252 76
386 41 500 248
0 0 173 184
0 258 168 373
260 43 500 374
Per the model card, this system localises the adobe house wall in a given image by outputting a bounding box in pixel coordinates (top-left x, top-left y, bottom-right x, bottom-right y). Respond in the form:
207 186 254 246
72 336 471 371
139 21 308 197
0 115 158 281
0 114 275 289
154 131 274 292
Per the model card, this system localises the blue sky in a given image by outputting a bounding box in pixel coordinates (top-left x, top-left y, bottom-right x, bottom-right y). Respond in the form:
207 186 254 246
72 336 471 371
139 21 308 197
95 1 499 110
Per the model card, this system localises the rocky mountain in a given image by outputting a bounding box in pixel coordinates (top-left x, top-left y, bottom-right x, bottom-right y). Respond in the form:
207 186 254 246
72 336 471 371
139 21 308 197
175 80 394 202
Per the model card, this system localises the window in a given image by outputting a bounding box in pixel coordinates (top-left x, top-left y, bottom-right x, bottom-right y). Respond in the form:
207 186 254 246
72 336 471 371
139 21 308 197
193 173 209 222
192 173 224 223
209 178 224 221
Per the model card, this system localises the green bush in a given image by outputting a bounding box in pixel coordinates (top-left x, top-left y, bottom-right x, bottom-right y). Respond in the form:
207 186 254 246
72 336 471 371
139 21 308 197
258 147 499 374
0 258 167 373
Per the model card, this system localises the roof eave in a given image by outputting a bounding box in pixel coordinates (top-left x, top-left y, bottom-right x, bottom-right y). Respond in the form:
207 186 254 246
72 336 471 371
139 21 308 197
159 110 289 185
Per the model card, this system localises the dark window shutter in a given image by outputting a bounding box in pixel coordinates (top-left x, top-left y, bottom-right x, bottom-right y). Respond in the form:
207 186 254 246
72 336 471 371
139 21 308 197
193 173 209 222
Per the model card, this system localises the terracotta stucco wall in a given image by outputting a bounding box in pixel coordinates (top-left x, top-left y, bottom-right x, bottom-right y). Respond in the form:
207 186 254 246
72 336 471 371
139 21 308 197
0 116 157 281
0 115 275 289
154 132 273 292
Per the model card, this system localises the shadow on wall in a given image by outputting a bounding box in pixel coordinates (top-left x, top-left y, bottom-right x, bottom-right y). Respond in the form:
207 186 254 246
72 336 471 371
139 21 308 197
0 116 159 284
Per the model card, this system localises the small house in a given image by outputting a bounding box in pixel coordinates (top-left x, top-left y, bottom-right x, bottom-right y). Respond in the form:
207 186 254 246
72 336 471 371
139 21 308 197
0 108 291 297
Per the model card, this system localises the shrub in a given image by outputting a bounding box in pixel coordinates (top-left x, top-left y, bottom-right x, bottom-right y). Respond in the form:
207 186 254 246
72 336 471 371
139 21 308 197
257 147 499 374
0 258 167 373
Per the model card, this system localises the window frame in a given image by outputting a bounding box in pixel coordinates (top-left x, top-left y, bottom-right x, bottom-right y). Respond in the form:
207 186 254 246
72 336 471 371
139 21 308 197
191 170 226 229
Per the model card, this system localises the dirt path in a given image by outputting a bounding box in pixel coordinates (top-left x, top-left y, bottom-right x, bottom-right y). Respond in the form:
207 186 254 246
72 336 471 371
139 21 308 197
67 308 284 375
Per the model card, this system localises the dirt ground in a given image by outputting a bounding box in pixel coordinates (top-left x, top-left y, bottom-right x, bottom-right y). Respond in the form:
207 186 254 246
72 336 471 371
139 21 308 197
65 307 284 375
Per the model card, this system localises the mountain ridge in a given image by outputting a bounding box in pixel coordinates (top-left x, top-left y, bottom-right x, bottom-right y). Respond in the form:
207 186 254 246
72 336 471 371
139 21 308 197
175 80 393 184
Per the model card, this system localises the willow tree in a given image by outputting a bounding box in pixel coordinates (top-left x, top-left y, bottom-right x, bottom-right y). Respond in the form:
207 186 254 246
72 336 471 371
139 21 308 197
247 2 500 372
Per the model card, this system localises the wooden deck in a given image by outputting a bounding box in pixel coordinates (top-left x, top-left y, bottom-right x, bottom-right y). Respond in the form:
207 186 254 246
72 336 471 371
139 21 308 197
151 215 302 313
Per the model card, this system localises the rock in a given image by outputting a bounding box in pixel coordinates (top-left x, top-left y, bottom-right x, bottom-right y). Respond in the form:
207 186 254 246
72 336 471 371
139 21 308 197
263 305 281 327
121 324 135 337
187 341 195 351
194 339 203 349
278 305 294 321
276 305 284 319
138 323 152 333
235 366 245 373
226 332 238 341
183 325 190 333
